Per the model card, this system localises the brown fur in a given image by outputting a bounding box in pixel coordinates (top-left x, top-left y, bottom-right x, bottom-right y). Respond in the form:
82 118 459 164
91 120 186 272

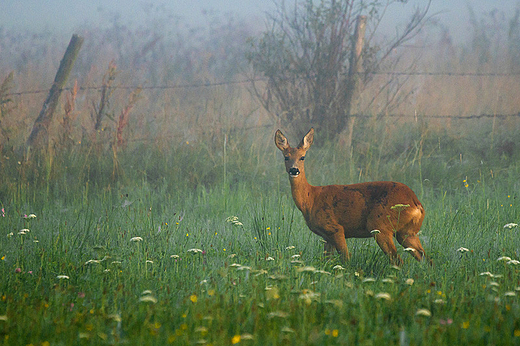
275 128 430 265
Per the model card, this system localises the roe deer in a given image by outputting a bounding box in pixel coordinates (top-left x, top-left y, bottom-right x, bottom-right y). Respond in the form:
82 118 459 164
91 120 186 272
275 128 429 265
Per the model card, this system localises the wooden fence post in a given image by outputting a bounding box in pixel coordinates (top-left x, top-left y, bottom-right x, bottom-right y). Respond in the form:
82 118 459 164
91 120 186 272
344 15 367 152
26 34 84 155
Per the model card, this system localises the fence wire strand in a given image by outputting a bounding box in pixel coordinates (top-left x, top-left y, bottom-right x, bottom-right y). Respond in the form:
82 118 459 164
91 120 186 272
5 70 520 97
4 70 520 121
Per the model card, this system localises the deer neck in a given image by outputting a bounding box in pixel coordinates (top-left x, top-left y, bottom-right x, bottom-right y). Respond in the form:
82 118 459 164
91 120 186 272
289 170 314 213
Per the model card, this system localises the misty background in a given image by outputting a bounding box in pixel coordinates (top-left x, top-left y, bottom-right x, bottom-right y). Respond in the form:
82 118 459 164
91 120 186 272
1 0 519 196
1 0 518 42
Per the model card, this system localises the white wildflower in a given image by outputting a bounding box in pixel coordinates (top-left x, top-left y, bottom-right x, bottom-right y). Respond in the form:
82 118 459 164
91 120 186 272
297 266 316 273
187 248 203 254
226 216 244 227
291 254 301 259
107 314 121 322
504 291 516 297
237 266 252 271
314 270 331 275
503 223 518 229
285 246 296 250
375 292 391 301
241 334 254 340
415 309 432 317
170 255 180 259
139 295 157 303
362 277 376 283
457 247 470 253
130 236 143 242
57 275 69 280
298 289 320 302
266 257 275 261
404 247 416 252
267 311 289 319
405 278 414 286
507 260 520 265
497 256 512 262
255 270 268 276
370 229 380 235
332 265 345 270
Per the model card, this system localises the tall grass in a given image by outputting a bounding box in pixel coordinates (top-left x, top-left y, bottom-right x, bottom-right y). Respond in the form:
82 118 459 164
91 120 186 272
1 163 519 344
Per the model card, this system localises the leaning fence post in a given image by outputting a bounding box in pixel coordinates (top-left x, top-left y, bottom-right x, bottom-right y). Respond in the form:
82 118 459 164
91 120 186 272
26 34 84 156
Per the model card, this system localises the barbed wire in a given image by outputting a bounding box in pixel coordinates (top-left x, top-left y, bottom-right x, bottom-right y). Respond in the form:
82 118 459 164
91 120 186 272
4 70 520 97
351 112 520 120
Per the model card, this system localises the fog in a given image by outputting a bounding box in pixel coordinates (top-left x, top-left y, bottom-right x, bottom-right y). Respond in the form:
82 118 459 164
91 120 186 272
1 0 518 43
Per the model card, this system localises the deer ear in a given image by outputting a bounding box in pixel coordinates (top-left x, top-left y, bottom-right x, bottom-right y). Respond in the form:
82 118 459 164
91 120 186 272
298 128 314 150
275 130 289 151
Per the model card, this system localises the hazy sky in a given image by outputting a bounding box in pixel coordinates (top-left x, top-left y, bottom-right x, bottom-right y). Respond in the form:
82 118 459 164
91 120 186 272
1 0 518 42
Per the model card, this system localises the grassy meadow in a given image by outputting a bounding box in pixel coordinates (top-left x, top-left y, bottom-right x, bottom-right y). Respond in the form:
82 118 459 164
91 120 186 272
1 4 520 345
1 139 520 345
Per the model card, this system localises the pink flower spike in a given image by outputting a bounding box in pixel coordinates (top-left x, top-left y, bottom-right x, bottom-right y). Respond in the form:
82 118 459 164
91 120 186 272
28 271 33 274
14 268 22 273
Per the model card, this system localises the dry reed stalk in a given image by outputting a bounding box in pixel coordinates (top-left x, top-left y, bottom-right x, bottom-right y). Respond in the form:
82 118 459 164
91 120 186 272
59 80 78 147
93 61 117 131
116 87 141 148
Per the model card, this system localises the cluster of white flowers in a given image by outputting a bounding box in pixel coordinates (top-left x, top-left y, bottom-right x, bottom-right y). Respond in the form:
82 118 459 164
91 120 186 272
226 216 243 227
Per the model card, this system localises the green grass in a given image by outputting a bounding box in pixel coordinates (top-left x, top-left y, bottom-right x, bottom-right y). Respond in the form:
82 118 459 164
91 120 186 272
1 156 519 345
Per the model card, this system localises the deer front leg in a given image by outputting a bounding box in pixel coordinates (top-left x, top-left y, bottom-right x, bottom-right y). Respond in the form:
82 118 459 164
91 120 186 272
374 231 402 266
326 231 350 262
323 241 334 259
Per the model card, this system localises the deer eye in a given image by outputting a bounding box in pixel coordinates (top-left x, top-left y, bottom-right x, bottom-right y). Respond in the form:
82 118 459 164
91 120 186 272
300 156 305 161
284 156 289 161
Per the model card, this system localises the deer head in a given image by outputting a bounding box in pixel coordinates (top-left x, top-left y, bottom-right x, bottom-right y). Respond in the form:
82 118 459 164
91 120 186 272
275 128 314 178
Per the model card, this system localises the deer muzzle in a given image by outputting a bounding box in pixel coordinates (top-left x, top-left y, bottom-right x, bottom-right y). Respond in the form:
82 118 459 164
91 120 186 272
288 167 300 177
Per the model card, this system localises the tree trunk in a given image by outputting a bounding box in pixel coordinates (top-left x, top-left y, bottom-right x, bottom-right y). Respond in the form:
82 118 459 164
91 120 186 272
344 16 366 152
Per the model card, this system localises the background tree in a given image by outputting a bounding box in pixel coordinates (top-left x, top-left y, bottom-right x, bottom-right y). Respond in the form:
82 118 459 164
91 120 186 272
247 0 431 142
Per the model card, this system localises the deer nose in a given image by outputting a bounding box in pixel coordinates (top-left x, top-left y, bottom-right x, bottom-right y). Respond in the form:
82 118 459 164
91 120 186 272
288 167 300 176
